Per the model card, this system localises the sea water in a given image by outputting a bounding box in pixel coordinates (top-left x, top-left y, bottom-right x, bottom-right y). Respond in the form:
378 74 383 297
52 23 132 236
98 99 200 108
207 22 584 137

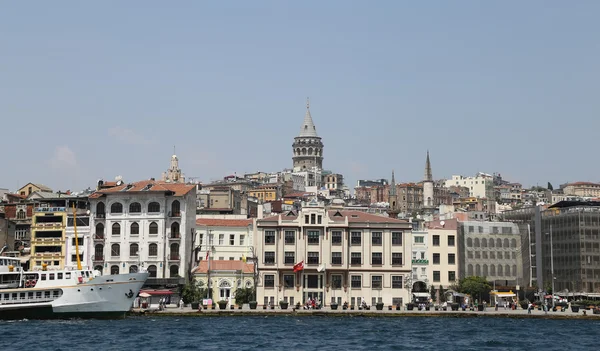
0 316 598 350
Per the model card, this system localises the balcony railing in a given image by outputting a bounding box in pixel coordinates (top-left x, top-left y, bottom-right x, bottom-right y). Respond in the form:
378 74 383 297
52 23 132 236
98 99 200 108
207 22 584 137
412 259 429 265
168 254 180 261
96 213 105 219
35 207 66 213
168 211 181 217
94 234 105 240
169 233 181 239
92 255 104 262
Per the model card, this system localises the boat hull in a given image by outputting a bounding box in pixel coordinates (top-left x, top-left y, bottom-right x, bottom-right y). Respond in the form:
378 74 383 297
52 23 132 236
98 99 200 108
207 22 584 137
0 272 148 320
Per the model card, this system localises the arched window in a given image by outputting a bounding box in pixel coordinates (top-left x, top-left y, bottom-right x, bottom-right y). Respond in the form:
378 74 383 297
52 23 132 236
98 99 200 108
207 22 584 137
512 265 517 276
130 222 139 235
149 222 158 235
171 222 180 238
169 265 179 278
130 243 139 256
170 243 179 260
94 265 103 272
94 244 104 260
111 265 119 275
504 239 510 248
467 264 473 276
497 265 503 276
111 244 120 257
171 200 180 217
147 265 157 278
96 202 105 215
511 238 517 248
483 264 488 277
148 202 160 213
474 238 480 247
112 223 121 235
129 202 141 213
489 238 495 248
129 265 138 273
505 264 511 276
475 264 481 276
110 202 123 214
17 210 25 219
467 238 473 247
149 243 158 256
95 223 104 239
496 238 502 248
481 239 487 248
490 264 496 276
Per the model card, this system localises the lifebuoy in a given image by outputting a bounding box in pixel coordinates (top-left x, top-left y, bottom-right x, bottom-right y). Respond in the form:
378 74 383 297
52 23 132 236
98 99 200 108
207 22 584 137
25 280 31 288
30 280 37 287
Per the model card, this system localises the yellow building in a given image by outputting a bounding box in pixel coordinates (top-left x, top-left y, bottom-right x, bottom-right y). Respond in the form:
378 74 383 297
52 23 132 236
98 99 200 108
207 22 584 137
248 184 281 203
17 182 53 197
30 205 67 270
194 260 254 305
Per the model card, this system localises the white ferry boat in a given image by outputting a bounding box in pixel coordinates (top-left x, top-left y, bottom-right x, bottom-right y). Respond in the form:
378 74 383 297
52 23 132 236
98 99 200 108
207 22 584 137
0 257 148 319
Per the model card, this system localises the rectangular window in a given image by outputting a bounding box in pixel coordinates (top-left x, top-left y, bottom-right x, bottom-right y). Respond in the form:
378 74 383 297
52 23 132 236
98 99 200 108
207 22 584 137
372 252 382 265
392 276 403 289
71 238 84 246
392 252 402 265
432 235 440 246
351 275 361 288
307 230 319 244
284 251 295 264
448 271 456 282
264 275 275 288
448 235 455 246
414 236 424 244
448 253 456 265
433 271 440 282
311 213 316 224
307 252 319 265
284 231 295 245
265 230 275 245
392 232 402 246
372 275 382 289
468 226 474 233
317 215 322 224
264 252 275 264
332 252 342 265
351 252 361 265
219 234 224 245
283 274 294 288
433 253 440 264
371 232 382 245
229 234 235 245
239 235 245 246
351 232 361 245
331 275 342 289
331 231 342 245
304 215 309 224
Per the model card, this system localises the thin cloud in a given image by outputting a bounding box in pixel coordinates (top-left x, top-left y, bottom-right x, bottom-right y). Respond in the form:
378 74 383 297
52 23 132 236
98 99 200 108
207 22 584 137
108 126 152 145
48 145 77 170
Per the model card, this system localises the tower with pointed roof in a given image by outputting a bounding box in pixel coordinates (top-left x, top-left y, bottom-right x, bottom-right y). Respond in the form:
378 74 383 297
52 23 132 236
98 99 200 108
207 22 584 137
387 170 400 218
292 98 324 173
423 151 434 214
162 148 185 183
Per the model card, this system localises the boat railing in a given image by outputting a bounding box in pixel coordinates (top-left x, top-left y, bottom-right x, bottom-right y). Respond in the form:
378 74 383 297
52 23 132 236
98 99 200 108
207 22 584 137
0 296 57 305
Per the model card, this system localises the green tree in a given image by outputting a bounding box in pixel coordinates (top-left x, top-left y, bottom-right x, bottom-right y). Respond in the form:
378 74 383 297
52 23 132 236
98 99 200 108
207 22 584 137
234 287 256 304
547 182 554 191
457 276 491 303
430 285 436 302
438 285 446 302
180 280 206 304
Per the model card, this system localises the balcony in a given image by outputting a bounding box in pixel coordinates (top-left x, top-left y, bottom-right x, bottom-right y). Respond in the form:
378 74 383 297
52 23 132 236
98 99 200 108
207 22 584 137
169 233 181 240
92 255 104 262
35 207 66 213
168 211 181 218
412 259 429 265
94 234 105 241
168 254 180 261
34 222 62 229
32 237 62 245
95 213 105 219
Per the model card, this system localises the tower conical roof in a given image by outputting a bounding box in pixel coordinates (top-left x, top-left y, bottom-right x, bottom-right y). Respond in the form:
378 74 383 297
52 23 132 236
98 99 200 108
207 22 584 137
298 98 318 137
424 151 433 181
389 170 397 196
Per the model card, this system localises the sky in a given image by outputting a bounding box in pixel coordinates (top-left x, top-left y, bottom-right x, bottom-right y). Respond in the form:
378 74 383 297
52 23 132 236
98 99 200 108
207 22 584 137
1 1 599 193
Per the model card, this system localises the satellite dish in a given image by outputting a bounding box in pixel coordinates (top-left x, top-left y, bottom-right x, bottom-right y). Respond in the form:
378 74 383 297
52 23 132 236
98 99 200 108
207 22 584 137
317 264 325 272
86 210 91 215
440 220 445 227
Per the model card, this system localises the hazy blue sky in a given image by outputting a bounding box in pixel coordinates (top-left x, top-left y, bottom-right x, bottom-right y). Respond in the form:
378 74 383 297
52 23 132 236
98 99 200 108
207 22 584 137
1 1 599 192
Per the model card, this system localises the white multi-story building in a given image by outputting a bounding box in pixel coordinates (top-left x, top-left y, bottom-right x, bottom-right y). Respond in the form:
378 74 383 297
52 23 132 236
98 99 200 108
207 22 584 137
444 173 494 199
196 216 255 262
65 209 91 270
89 180 196 282
424 219 459 290
256 199 412 308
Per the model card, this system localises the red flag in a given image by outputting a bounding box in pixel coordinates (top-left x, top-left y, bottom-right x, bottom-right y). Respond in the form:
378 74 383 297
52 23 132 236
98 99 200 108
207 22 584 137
206 251 209 260
293 260 304 272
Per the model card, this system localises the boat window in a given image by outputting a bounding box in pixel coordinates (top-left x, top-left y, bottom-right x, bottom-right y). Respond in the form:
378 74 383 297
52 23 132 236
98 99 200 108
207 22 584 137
65 272 71 279
0 259 4 265
44 291 50 298
41 274 47 281
58 273 63 279
49 273 55 280
53 291 59 297
36 292 42 298
3 294 8 301
28 292 33 299
85 271 90 277
20 293 25 299
12 293 17 300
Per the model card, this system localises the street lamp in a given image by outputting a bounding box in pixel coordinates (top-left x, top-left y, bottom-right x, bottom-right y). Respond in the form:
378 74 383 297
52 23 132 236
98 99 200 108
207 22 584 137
546 225 555 309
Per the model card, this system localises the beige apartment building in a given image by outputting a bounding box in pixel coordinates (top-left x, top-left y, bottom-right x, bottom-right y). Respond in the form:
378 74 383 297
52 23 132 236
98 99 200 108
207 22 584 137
562 182 600 197
424 219 459 290
255 200 412 308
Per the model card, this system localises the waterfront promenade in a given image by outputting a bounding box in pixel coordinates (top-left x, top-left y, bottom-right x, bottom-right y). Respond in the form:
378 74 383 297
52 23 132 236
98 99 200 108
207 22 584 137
131 305 600 319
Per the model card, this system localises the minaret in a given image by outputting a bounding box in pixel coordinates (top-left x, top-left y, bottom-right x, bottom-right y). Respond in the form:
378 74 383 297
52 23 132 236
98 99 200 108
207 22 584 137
162 147 184 183
423 151 434 214
387 170 400 219
292 98 324 175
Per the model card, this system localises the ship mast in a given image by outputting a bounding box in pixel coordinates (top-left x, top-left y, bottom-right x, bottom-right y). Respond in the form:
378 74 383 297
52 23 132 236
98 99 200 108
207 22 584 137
72 203 83 270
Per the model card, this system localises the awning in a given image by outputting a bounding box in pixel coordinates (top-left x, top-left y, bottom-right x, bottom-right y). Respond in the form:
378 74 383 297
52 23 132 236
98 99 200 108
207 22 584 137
139 292 151 298
413 292 430 297
494 293 516 297
140 290 174 296
19 255 31 264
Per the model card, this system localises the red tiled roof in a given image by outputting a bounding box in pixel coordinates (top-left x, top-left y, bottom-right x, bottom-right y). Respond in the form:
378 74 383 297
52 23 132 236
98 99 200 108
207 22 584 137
193 260 254 274
196 218 253 227
91 180 195 198
566 181 600 186
283 192 311 198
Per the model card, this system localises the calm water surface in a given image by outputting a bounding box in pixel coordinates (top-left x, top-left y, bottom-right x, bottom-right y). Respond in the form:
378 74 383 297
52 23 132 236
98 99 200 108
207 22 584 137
1 316 599 350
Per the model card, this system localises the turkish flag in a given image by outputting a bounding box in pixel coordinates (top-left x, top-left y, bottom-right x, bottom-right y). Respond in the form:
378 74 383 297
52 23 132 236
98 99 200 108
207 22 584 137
206 251 209 260
293 260 304 272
